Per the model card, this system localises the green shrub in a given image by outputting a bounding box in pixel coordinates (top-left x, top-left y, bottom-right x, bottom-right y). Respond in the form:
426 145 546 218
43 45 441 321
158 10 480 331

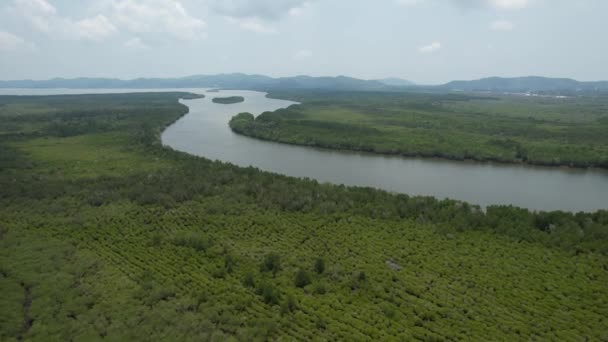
260 253 282 276
243 272 255 288
315 317 327 330
313 282 327 295
280 295 298 314
170 232 213 252
314 257 325 274
256 282 281 305
224 254 236 273
294 269 311 288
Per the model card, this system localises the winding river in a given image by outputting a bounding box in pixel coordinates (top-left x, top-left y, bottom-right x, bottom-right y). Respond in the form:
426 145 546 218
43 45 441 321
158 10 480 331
3 88 608 212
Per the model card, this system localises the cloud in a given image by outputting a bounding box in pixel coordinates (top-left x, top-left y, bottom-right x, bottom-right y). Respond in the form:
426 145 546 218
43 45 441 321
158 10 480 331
490 19 514 31
109 0 207 40
293 49 313 60
212 0 311 20
0 30 35 51
9 0 117 41
225 17 276 33
12 0 55 14
9 0 57 32
217 1 312 33
288 2 311 17
397 0 530 10
419 41 441 53
124 37 148 49
75 15 118 41
8 0 207 42
489 0 529 10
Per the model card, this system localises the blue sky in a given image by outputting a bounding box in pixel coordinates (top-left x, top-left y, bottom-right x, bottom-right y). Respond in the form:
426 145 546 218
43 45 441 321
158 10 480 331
0 0 606 84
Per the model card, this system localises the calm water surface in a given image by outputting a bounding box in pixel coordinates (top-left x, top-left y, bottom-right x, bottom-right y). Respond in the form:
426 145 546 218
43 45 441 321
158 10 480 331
3 88 607 212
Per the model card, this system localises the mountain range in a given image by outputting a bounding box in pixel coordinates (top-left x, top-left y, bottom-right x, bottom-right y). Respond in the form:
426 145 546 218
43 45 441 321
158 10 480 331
442 76 608 93
1 74 606 94
0 74 388 91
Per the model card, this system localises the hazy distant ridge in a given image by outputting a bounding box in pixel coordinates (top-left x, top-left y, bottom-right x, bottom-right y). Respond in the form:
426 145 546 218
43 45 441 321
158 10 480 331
1 74 606 93
0 74 387 91
443 76 608 93
375 78 415 86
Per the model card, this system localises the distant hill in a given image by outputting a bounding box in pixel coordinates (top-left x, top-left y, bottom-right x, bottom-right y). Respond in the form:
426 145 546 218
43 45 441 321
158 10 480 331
275 75 386 90
3 74 606 94
0 74 387 91
442 76 608 93
375 78 415 87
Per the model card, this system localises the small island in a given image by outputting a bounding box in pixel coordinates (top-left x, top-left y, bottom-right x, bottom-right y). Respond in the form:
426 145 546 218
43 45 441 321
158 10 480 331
181 93 205 100
212 96 245 104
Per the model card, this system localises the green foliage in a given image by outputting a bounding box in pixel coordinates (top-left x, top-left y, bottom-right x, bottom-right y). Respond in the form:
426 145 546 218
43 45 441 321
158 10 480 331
212 96 245 104
280 295 298 314
313 282 327 295
314 257 326 274
243 272 256 288
294 269 312 288
228 112 255 133
232 91 608 168
171 232 214 252
315 317 328 330
0 92 607 341
260 253 282 276
256 282 281 305
224 254 236 273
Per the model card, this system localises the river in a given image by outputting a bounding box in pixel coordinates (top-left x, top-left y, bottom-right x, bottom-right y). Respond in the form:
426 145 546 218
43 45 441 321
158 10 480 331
2 88 607 212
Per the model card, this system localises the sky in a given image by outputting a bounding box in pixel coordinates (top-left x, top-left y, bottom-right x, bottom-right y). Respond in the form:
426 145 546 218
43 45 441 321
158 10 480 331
0 0 606 84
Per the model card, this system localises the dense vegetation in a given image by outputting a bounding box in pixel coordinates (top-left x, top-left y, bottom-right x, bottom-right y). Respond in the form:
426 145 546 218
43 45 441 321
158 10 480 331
230 90 608 168
1 93 607 341
212 96 245 104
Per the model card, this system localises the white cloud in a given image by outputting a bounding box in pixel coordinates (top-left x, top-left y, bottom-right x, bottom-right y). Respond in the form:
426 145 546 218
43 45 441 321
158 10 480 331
75 15 118 41
396 0 530 10
109 0 207 41
293 49 313 59
10 0 57 32
490 19 514 31
9 0 207 42
226 17 276 34
288 2 311 17
124 37 148 49
9 0 116 41
419 41 441 53
212 0 311 20
0 30 35 51
489 0 529 10
217 0 312 33
13 0 55 14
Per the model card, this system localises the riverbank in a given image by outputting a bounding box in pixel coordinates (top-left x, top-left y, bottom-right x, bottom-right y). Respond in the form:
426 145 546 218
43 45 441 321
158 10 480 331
161 89 608 212
230 113 608 170
247 90 608 169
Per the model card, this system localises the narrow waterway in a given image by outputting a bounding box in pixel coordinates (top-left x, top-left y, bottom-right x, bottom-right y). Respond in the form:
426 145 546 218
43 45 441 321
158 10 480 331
2 88 606 212
161 89 608 212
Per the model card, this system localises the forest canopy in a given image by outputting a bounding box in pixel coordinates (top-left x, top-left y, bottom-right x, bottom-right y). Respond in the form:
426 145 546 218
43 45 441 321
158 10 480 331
212 96 245 104
1 92 607 341
230 91 608 168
